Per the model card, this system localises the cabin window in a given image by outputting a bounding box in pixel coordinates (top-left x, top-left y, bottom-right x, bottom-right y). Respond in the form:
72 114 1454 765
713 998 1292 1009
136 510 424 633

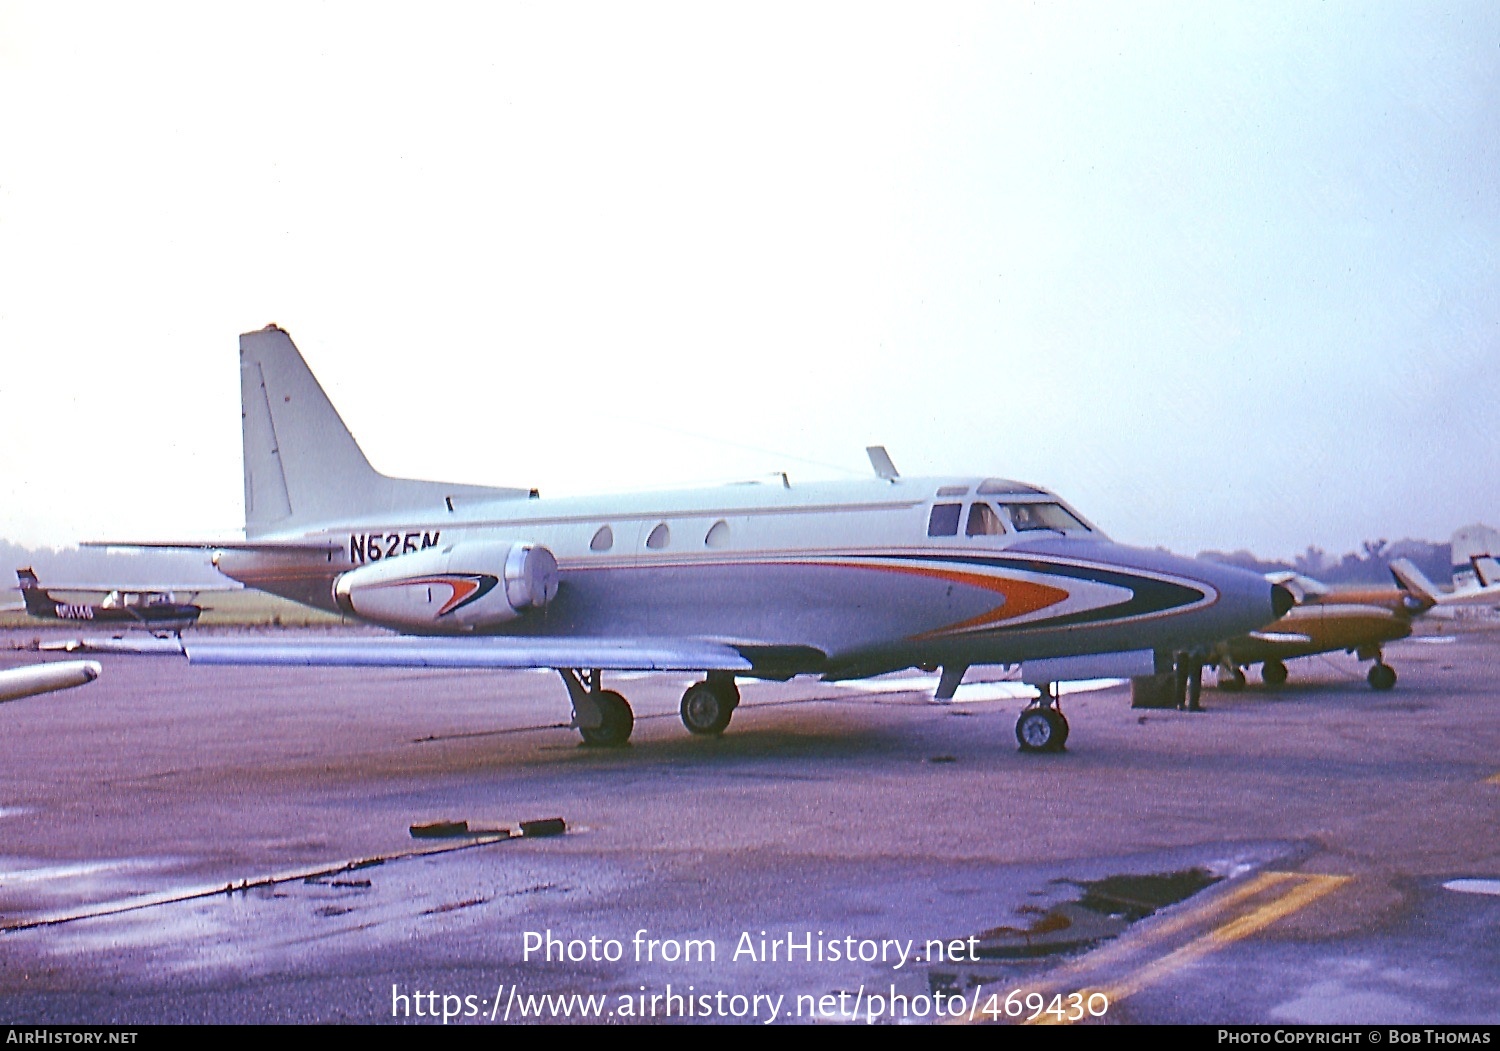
966 502 1006 537
927 503 961 537
705 520 730 548
590 525 614 552
936 484 969 497
646 523 671 549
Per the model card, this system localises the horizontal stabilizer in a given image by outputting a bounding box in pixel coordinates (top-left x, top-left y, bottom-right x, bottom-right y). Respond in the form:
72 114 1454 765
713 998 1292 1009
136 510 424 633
84 539 340 554
1389 558 1439 609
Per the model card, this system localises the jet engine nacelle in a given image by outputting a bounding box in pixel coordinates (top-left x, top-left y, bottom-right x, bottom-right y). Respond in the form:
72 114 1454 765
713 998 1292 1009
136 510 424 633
333 541 559 631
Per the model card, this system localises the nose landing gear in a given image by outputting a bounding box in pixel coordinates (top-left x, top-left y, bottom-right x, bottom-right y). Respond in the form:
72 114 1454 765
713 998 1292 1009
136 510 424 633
1016 684 1069 753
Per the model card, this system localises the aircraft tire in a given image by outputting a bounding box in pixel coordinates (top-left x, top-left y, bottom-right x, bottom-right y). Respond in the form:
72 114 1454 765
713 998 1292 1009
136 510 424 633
579 690 634 747
1053 710 1070 749
681 682 733 735
1261 659 1288 686
1367 662 1397 691
709 675 741 710
1015 708 1066 753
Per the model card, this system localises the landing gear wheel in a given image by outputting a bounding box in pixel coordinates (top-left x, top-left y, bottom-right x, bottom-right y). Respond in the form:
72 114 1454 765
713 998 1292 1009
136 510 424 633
1367 662 1397 691
1052 709 1070 749
681 682 734 735
709 676 741 710
1015 707 1067 753
579 690 634 747
1261 659 1288 686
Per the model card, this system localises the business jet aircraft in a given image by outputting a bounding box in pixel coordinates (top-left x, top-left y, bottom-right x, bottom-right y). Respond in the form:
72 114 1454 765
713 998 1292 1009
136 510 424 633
90 326 1289 752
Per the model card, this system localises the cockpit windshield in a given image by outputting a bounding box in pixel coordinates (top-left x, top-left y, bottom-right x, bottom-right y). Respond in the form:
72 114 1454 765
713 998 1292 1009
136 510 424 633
1002 502 1089 534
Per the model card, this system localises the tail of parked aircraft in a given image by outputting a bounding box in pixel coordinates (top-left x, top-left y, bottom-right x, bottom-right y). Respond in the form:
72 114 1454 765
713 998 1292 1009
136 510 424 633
1450 524 1500 591
15 567 56 617
1388 559 1439 612
239 326 533 537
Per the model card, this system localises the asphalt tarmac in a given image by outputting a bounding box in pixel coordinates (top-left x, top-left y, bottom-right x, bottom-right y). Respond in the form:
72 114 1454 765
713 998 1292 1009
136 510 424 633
1 627 1497 1025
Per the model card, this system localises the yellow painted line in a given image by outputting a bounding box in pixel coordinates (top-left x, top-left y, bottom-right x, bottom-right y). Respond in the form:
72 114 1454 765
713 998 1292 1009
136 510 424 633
1027 873 1349 1025
951 873 1295 1026
1042 870 1295 980
1484 772 1500 785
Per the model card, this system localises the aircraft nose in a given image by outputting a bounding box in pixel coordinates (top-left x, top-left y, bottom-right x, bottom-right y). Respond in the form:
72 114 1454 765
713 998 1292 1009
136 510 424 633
1271 582 1295 619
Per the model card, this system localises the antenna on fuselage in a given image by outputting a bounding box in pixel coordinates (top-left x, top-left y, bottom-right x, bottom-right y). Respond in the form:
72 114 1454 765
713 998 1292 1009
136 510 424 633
866 446 899 482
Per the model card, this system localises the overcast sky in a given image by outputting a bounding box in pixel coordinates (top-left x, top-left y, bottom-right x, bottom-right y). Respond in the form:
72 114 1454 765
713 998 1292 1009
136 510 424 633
1 2 1495 559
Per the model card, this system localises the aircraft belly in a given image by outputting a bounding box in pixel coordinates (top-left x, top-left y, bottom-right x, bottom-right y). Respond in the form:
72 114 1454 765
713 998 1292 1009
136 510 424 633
508 562 975 654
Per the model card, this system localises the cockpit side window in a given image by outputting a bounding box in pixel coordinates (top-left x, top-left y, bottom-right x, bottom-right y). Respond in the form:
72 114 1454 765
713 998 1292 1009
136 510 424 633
927 503 961 537
1004 502 1088 533
965 502 1006 537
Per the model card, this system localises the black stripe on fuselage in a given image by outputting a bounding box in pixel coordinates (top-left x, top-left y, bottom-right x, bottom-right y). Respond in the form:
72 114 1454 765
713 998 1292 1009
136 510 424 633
846 552 1208 631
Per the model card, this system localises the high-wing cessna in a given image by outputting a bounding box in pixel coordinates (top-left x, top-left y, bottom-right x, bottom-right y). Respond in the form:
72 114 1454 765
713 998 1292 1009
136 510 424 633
90 325 1290 752
15 568 214 635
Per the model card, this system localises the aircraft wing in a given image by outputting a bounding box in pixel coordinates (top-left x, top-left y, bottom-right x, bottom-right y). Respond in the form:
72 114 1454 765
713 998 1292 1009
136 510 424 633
1247 630 1314 645
51 634 770 673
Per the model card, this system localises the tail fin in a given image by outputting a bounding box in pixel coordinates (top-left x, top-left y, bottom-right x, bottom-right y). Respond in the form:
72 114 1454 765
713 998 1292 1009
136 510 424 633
239 326 532 537
15 567 55 617
1472 556 1500 589
1389 559 1439 612
1450 524 1500 591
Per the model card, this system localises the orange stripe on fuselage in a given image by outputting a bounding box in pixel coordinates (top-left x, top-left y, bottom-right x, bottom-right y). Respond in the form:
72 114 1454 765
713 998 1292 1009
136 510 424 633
822 561 1071 639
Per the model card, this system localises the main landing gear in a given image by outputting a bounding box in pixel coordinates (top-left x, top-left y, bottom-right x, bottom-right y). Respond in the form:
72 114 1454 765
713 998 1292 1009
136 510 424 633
1256 655 1398 691
1367 661 1397 691
559 669 635 747
1216 661 1247 692
680 673 739 736
1015 684 1069 753
558 670 743 746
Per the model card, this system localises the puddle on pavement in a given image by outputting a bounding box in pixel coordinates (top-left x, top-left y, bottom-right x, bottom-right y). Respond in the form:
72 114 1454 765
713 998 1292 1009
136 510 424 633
970 868 1221 959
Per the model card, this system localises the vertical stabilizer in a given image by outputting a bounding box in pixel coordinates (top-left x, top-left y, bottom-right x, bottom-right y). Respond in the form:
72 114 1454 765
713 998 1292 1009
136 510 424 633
1450 523 1500 592
239 326 531 537
15 568 55 617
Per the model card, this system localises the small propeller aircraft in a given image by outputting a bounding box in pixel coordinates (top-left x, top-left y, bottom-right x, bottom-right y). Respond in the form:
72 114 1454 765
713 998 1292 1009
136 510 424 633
1210 570 1428 692
84 326 1291 752
15 568 219 635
